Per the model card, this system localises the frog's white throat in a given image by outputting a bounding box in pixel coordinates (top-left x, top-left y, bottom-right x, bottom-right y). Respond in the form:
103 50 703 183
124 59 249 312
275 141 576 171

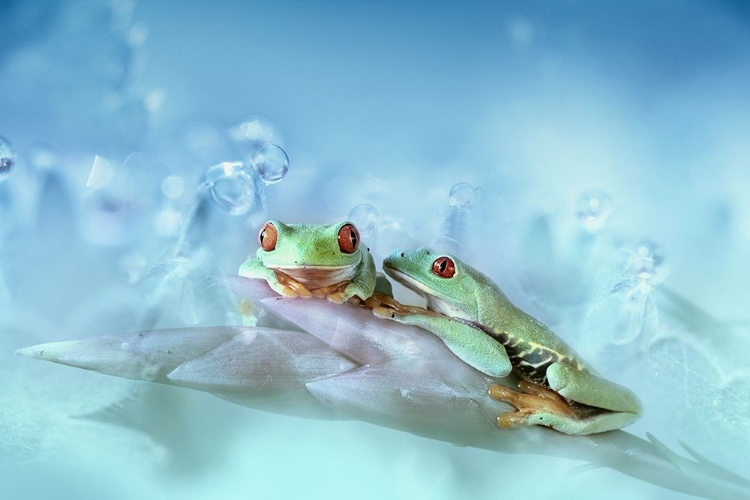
385 267 471 321
270 262 359 288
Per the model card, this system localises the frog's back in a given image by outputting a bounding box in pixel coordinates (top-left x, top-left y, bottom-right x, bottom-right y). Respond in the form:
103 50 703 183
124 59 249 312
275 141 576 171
469 264 590 385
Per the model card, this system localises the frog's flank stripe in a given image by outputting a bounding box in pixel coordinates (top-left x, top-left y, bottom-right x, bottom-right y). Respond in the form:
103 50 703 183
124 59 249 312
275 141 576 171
456 318 584 386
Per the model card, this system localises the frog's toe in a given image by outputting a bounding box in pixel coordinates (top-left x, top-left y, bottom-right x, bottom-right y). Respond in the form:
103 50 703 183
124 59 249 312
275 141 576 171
372 306 398 319
276 286 300 297
496 410 536 429
326 291 347 304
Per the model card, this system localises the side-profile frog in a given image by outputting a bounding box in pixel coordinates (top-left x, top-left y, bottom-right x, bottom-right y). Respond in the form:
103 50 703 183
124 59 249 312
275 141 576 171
371 247 641 435
239 220 377 304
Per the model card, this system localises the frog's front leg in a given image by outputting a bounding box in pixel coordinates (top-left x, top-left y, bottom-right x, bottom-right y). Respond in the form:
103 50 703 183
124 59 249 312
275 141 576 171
373 306 512 378
489 362 641 435
327 252 377 304
238 258 313 298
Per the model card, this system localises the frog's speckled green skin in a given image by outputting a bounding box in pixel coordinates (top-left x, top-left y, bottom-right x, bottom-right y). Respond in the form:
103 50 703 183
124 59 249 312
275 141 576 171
377 247 642 435
239 220 377 303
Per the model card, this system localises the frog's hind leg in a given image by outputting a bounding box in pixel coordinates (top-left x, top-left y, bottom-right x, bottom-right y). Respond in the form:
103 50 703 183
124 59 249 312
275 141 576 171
489 363 642 435
546 362 642 415
488 381 639 435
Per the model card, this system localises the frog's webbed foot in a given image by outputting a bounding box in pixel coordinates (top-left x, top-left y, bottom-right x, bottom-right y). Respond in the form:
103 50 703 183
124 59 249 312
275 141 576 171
489 380 578 429
273 270 314 298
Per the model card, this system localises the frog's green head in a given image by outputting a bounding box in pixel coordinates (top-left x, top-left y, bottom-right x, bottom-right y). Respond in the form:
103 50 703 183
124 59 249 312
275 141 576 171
383 247 495 321
255 219 364 269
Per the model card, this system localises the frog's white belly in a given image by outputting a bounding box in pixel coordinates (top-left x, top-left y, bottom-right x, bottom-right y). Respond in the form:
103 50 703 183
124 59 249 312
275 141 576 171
270 263 358 288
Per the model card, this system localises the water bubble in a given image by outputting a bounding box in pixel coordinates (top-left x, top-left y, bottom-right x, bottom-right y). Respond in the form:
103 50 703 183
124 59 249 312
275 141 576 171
576 190 613 233
203 161 259 216
623 240 668 295
449 182 479 208
0 136 16 178
348 204 379 236
250 144 289 184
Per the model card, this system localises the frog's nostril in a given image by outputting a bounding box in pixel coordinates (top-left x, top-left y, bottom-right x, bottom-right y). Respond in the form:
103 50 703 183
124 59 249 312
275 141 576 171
400 252 405 258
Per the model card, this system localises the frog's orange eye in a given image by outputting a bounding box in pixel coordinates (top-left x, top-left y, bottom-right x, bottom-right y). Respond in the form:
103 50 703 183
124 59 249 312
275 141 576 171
338 223 359 254
259 222 277 251
432 257 456 278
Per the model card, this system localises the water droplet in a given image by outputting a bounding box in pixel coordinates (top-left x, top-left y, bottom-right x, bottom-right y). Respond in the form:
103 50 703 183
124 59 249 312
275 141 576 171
250 144 289 184
576 190 613 233
449 182 478 208
348 204 379 236
619 240 668 296
0 136 16 179
203 161 259 216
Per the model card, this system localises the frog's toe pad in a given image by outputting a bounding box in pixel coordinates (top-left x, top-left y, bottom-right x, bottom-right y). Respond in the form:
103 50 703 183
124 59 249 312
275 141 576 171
326 292 347 304
277 286 301 297
497 412 527 429
372 306 398 319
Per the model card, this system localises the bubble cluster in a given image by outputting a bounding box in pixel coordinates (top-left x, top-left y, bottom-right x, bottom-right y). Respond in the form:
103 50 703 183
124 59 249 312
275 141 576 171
0 136 15 178
203 161 259 216
250 144 289 184
576 190 613 233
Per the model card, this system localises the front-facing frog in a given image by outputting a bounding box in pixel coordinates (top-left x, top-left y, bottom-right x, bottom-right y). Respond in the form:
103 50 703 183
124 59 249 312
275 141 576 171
372 247 641 435
239 220 377 303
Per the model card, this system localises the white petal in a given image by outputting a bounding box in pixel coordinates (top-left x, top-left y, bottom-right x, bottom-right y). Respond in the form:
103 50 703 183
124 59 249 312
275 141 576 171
168 328 358 418
15 327 243 383
259 297 448 364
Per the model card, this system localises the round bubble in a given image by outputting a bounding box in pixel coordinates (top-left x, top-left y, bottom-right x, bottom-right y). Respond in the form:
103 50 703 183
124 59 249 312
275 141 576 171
623 240 668 296
576 190 613 232
449 183 478 208
632 240 667 281
250 144 289 184
0 136 15 178
348 204 380 236
203 161 259 216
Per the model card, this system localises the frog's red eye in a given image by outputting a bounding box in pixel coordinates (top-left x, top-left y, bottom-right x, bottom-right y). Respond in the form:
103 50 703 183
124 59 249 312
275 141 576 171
259 222 277 251
432 257 456 278
338 223 359 254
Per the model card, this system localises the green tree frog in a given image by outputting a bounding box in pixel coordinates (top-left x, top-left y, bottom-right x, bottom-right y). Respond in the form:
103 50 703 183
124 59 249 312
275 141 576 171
371 247 642 435
239 220 377 304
